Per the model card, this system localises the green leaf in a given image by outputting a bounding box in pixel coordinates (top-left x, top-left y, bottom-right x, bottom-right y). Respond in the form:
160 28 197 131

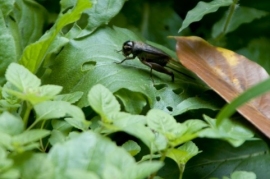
61 0 125 38
0 0 15 16
0 145 20 178
42 26 204 112
12 153 54 179
212 6 268 38
19 0 92 73
48 130 66 146
0 12 17 84
0 112 24 135
173 96 219 115
184 139 268 179
38 85 63 97
167 141 200 166
216 78 270 126
200 115 254 147
34 101 90 131
65 169 100 179
13 0 48 49
115 89 147 114
122 140 141 156
179 0 232 32
88 84 120 122
12 129 50 146
147 109 187 141
230 171 256 179
48 131 163 179
5 63 40 92
54 91 83 103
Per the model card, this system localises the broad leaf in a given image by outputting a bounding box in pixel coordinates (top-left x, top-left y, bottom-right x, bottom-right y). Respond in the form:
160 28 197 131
61 0 125 38
122 140 141 156
12 129 50 146
179 0 232 33
0 11 17 84
48 131 163 179
212 6 268 38
42 26 206 114
200 115 254 147
184 139 269 179
19 0 92 73
88 84 120 122
166 141 200 171
0 112 24 135
175 36 270 138
34 101 90 131
12 153 54 179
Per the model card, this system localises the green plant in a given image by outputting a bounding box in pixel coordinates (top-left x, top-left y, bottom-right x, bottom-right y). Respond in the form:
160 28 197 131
0 0 269 178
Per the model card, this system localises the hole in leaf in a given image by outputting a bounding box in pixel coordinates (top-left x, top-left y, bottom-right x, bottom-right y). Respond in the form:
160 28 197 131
156 96 161 101
62 6 73 14
153 84 167 90
62 23 74 34
173 88 184 95
81 61 97 71
76 13 89 29
166 106 173 112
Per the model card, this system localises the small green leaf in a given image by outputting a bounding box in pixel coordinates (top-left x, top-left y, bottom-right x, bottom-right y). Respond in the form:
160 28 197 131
147 109 187 141
173 96 219 115
167 141 200 166
38 85 63 97
5 63 40 92
19 0 92 73
179 0 233 33
54 91 84 103
0 112 24 135
34 101 90 131
200 115 254 147
122 140 141 156
49 130 66 145
88 84 120 122
12 129 50 146
212 6 268 38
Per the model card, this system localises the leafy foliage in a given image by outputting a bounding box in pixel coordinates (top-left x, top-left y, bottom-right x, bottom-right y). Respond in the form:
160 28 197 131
0 0 269 178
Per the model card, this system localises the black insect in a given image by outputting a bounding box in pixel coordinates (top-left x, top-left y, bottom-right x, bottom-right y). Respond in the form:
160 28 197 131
116 40 190 82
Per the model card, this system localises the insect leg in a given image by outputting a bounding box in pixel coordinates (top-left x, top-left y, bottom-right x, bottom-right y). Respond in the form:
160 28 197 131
141 60 174 82
115 55 136 64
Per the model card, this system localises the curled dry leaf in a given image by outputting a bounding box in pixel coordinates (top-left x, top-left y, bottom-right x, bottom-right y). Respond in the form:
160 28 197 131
175 36 270 138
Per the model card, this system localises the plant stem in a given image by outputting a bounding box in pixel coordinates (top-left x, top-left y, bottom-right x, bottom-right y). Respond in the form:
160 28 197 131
215 0 239 41
23 102 32 127
178 164 185 179
149 148 168 179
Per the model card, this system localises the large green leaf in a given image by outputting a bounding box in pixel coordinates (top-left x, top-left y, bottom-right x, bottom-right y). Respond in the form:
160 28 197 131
0 10 17 84
19 0 92 73
42 26 205 113
13 0 48 50
48 131 163 179
179 0 232 33
184 139 270 179
12 153 54 179
0 112 24 135
61 0 125 38
212 6 268 38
